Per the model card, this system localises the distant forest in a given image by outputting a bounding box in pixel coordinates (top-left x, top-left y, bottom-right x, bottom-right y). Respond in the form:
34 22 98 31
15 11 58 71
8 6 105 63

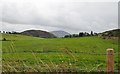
1 29 119 39
64 31 98 38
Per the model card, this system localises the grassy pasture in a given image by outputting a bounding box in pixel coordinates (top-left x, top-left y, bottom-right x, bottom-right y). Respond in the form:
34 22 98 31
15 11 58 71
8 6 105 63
1 34 118 72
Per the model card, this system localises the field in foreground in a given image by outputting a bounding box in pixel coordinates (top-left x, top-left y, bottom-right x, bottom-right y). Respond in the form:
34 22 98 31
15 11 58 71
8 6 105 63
1 34 118 72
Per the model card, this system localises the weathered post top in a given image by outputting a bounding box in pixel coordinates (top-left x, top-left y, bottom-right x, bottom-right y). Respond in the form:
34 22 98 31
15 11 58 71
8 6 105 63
107 48 114 74
107 49 114 51
107 49 114 54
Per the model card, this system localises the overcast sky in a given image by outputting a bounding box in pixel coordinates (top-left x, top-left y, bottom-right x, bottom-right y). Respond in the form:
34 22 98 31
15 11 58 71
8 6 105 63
0 0 119 34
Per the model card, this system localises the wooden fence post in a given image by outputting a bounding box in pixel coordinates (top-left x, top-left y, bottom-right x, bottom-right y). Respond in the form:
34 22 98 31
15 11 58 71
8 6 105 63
107 49 114 74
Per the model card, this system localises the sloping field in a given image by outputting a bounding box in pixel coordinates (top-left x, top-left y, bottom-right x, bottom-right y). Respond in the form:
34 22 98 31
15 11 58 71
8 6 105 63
1 34 118 72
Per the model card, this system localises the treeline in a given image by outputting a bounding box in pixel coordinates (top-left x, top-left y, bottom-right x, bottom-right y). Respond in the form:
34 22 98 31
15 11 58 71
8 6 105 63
64 31 98 38
0 31 20 34
1 31 21 41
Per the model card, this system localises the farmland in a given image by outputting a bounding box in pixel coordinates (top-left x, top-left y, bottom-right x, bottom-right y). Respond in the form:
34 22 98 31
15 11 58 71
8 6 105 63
1 34 118 72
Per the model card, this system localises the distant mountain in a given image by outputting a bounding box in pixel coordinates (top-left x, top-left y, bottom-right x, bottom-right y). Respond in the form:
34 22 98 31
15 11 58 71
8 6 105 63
98 29 120 39
50 30 70 37
21 30 57 38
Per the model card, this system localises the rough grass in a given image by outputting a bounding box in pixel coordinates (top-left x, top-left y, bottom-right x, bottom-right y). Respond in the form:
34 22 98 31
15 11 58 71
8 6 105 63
1 34 118 72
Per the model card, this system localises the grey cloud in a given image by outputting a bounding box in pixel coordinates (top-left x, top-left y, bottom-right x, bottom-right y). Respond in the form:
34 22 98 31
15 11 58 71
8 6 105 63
1 1 118 33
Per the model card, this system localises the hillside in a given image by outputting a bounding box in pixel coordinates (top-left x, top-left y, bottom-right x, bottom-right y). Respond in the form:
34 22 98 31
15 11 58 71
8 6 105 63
1 34 41 41
50 30 70 37
98 29 120 39
21 30 57 38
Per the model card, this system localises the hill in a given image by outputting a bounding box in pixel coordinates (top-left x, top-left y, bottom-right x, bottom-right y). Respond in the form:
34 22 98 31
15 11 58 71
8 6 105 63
21 30 57 38
50 30 70 37
98 29 120 39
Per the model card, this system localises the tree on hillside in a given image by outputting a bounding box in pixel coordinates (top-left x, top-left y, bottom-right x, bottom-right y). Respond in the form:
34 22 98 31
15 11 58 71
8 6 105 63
12 31 20 34
90 31 94 36
79 32 84 37
73 34 79 37
84 32 90 36
2 38 6 41
64 35 70 38
3 31 5 34
94 32 98 36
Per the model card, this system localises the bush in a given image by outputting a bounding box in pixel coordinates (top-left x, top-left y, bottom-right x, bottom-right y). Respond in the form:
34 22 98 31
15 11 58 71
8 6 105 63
2 38 6 41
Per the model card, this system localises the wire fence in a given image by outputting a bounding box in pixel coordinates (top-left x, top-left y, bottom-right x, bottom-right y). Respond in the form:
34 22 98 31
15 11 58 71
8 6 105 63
2 51 118 55
2 49 119 73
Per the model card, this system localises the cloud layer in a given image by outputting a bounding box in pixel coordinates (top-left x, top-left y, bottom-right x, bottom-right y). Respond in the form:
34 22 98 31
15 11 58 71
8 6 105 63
1 0 118 33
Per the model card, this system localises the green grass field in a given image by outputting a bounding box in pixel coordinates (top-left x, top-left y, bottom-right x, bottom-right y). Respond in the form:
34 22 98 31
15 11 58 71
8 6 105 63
1 34 119 72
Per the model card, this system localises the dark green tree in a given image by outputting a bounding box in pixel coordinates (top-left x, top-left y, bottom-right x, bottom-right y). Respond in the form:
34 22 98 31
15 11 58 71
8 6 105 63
91 31 94 36
2 38 6 41
79 32 84 37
